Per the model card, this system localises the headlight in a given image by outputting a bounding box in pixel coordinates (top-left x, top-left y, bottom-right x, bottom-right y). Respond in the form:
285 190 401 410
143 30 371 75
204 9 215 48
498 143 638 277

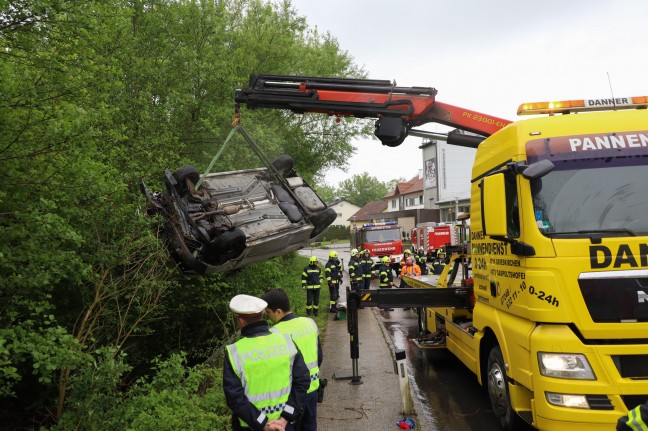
546 392 590 409
537 353 596 380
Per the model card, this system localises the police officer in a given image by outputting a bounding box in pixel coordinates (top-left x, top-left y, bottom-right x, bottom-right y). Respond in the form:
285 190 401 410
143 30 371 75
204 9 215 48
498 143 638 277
223 294 310 431
378 256 393 288
263 289 323 431
302 256 322 316
416 246 428 275
617 401 648 430
348 249 364 292
360 249 373 289
325 251 342 312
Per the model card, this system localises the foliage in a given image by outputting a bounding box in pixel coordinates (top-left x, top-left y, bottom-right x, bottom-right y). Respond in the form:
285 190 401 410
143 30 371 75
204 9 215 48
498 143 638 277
336 172 391 207
0 0 365 427
317 225 350 242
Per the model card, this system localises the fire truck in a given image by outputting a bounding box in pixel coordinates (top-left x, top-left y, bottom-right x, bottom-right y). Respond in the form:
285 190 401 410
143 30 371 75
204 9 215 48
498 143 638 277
411 222 457 255
351 221 403 264
235 74 648 431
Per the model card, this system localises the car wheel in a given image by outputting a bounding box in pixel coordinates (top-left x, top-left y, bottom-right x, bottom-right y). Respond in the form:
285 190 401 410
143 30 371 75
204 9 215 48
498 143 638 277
271 155 294 176
209 228 246 263
487 345 523 431
309 207 337 239
172 165 200 190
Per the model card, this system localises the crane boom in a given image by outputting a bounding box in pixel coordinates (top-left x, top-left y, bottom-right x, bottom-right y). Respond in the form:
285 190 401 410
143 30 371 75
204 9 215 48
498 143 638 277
235 74 511 147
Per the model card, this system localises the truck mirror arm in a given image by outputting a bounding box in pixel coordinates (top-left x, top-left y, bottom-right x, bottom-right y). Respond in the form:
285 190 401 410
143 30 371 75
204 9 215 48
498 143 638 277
490 236 536 256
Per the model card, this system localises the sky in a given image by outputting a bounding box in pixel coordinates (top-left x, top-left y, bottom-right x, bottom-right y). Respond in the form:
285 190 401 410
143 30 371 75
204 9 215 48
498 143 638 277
288 0 648 185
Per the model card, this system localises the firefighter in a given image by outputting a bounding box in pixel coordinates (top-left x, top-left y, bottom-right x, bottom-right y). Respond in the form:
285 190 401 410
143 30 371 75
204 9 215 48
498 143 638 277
378 256 393 288
263 289 323 431
617 401 648 430
325 250 342 313
432 251 447 275
302 256 322 316
348 248 364 292
416 246 428 275
399 256 421 288
223 294 309 431
360 249 373 289
399 249 413 273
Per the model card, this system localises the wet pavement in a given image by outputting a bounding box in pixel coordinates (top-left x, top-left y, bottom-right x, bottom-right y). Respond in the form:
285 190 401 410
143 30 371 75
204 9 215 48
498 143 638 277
299 244 534 431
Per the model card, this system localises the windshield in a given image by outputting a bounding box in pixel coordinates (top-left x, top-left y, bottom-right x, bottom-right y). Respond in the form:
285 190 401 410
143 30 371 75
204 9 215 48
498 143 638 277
526 134 648 236
364 228 401 243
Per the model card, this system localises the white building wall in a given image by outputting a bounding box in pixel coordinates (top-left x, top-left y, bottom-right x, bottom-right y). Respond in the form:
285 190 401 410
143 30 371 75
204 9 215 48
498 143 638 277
329 200 361 227
437 141 476 203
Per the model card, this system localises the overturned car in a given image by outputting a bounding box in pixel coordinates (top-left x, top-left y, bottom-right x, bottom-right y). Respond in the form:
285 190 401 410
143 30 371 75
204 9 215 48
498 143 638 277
142 155 336 274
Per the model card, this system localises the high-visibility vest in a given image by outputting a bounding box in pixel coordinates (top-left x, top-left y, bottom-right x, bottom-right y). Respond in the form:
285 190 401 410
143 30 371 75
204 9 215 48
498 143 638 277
271 317 320 394
226 332 297 428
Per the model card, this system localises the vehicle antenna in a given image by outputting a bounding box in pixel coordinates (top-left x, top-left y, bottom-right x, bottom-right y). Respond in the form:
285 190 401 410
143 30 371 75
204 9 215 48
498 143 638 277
607 72 616 110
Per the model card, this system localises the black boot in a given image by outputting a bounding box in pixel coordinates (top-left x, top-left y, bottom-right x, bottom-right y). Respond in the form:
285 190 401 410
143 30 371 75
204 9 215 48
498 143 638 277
306 309 311 316
313 309 318 317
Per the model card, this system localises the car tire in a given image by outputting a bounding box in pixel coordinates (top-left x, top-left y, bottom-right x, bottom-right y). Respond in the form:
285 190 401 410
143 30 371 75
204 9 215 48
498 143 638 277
487 345 524 431
172 166 200 190
271 155 294 176
309 207 337 239
209 228 246 263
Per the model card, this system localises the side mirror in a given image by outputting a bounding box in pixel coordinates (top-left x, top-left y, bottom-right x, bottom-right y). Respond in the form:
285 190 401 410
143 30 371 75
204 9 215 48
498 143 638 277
481 174 508 237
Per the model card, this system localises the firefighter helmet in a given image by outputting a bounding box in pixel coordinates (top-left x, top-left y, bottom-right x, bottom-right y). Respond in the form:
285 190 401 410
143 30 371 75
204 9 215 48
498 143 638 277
382 256 390 264
351 248 358 256
309 256 318 264
329 250 339 258
404 249 412 255
363 249 370 254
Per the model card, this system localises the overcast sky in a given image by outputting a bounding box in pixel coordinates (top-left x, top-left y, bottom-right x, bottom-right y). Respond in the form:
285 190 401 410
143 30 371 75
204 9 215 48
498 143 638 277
288 0 648 184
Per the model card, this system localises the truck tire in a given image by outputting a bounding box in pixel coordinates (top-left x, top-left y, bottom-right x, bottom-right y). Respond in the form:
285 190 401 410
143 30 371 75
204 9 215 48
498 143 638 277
271 155 294 176
309 207 337 239
487 346 523 431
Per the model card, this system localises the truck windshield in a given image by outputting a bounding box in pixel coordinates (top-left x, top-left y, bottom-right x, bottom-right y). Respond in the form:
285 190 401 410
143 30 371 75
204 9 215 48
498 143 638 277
531 162 648 237
364 228 401 243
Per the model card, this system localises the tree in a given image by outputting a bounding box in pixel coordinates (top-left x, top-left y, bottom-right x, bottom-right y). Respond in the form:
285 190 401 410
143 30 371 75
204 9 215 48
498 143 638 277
337 172 390 207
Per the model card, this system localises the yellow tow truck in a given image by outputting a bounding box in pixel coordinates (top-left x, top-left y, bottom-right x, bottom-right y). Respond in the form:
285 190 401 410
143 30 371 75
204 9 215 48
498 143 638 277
236 75 648 430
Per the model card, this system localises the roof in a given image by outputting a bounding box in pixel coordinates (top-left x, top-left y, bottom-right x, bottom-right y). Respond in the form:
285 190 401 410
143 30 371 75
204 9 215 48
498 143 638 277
348 200 388 221
384 175 424 198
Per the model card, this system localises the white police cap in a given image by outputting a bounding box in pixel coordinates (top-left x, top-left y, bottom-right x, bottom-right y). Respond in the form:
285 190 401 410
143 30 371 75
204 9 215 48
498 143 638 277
229 294 267 315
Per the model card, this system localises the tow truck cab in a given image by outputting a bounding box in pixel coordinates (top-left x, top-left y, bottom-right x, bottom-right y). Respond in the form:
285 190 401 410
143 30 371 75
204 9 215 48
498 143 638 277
462 98 648 430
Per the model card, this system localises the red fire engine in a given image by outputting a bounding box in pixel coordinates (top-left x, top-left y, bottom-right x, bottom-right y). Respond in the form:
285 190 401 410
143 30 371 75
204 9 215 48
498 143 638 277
411 223 457 255
351 222 403 262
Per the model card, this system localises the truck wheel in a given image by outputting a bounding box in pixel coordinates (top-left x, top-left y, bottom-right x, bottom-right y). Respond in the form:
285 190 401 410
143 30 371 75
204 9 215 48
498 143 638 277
309 207 337 239
271 155 294 176
487 346 523 431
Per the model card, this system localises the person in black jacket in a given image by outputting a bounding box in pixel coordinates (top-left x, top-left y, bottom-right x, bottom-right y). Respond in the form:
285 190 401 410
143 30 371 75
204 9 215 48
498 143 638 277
617 402 648 431
348 249 364 292
325 251 342 312
360 249 374 289
302 256 322 316
223 294 310 431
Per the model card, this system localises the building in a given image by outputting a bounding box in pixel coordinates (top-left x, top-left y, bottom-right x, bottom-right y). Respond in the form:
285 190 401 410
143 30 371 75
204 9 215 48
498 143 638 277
352 173 437 241
328 198 361 227
420 137 474 223
348 200 389 231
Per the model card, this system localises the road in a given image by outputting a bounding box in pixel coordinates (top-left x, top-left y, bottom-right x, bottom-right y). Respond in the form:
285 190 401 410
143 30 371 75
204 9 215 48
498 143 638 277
299 244 535 431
